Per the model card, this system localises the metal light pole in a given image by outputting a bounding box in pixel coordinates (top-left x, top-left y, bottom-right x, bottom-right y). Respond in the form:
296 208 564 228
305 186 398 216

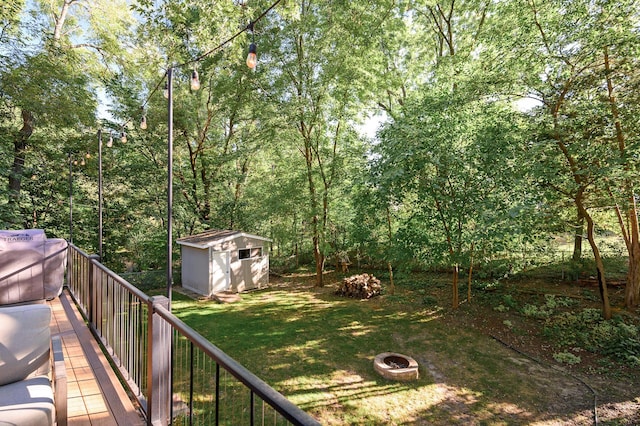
167 67 174 309
68 153 73 243
98 129 104 262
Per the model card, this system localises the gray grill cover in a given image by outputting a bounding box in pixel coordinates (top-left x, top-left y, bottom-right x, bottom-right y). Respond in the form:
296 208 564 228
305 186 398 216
0 230 67 305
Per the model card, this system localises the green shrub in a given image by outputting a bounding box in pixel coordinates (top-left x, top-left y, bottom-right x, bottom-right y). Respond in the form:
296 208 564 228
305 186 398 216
124 270 167 292
473 280 502 292
522 304 552 319
545 309 640 364
596 320 640 364
553 351 581 365
503 294 517 309
474 261 513 280
494 304 509 313
543 294 574 309
520 295 575 320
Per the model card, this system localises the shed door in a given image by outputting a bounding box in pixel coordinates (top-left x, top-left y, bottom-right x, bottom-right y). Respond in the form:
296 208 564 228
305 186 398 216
210 251 230 294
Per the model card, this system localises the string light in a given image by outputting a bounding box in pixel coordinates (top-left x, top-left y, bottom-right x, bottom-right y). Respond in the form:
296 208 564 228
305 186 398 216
140 115 148 130
163 81 169 99
85 152 91 159
103 0 281 136
107 133 113 148
246 21 257 70
190 69 200 91
246 42 257 69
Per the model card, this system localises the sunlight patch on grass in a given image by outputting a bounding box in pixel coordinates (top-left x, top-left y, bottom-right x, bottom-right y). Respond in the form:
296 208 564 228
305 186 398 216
338 321 374 337
269 339 324 353
415 307 445 321
265 339 329 369
279 370 404 408
274 369 489 424
247 289 338 311
356 388 446 424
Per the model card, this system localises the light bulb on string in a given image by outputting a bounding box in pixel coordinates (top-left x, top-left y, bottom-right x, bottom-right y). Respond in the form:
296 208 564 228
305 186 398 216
121 131 127 143
107 133 113 148
140 115 147 130
80 158 85 166
163 81 169 99
246 42 257 69
190 69 200 91
85 152 91 159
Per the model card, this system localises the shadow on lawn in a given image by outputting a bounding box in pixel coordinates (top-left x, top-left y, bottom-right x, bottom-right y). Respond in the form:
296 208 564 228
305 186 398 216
172 283 640 425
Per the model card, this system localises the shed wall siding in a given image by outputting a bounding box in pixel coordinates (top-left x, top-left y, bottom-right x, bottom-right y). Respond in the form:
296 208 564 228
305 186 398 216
181 246 210 295
233 256 269 292
240 256 269 289
228 236 268 292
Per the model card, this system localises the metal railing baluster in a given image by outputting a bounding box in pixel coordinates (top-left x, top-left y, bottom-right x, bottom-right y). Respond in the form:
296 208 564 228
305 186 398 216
66 244 320 426
189 341 194 426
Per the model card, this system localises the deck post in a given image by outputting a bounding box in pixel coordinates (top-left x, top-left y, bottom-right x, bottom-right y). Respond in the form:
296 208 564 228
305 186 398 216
65 244 73 290
88 254 100 330
149 296 171 426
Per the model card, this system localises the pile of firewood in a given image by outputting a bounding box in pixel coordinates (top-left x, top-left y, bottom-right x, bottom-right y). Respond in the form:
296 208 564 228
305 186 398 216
335 273 382 299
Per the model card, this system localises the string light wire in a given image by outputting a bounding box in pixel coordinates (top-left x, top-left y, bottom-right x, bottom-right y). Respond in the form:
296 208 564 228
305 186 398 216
111 0 282 132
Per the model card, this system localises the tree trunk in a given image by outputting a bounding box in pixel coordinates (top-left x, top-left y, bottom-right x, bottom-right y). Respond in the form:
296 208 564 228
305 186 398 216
626 245 640 307
467 243 474 303
293 212 299 267
308 171 324 287
614 190 640 308
603 47 640 308
572 212 584 261
624 196 640 307
578 203 611 319
8 110 34 211
306 145 323 287
452 264 459 309
313 232 324 287
387 261 395 295
53 0 74 42
385 205 395 295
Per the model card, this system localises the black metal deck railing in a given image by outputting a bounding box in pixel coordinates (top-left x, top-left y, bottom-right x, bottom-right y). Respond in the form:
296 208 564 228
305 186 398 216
66 243 319 426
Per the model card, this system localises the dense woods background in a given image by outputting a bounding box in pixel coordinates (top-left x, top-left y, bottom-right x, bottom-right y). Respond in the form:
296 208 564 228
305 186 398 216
1 0 639 317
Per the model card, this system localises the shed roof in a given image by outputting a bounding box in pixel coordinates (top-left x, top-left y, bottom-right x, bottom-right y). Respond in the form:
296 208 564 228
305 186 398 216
176 230 272 249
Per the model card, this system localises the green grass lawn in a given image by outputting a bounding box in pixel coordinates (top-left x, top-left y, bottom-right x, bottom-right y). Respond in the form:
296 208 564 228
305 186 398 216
169 271 636 425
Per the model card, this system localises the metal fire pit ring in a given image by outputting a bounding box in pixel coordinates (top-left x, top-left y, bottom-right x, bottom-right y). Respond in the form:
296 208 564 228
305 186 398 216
373 352 419 381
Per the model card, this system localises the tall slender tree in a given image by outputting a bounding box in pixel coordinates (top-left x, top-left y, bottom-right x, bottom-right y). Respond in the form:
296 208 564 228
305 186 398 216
0 0 134 227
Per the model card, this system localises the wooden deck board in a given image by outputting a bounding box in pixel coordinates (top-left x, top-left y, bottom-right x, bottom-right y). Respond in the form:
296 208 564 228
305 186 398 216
49 290 145 426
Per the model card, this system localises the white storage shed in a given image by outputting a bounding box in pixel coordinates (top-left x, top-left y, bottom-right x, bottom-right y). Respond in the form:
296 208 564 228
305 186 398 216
177 230 271 297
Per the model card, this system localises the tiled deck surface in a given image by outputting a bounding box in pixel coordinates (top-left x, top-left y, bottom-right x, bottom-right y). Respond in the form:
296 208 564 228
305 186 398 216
49 290 146 425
